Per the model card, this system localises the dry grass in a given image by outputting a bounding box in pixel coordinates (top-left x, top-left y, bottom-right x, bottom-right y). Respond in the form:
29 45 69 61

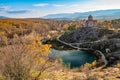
0 45 34 80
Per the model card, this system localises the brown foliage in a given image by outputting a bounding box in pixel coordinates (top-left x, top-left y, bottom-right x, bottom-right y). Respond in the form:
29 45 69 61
0 35 51 80
0 45 33 80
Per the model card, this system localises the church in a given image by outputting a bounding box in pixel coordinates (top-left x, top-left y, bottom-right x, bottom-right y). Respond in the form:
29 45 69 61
84 15 97 27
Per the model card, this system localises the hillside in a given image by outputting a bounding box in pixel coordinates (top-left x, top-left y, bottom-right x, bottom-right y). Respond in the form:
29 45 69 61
43 9 120 20
0 16 8 18
0 18 120 80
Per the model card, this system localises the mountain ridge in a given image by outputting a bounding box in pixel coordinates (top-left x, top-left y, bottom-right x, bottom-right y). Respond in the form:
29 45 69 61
0 16 8 18
43 9 120 20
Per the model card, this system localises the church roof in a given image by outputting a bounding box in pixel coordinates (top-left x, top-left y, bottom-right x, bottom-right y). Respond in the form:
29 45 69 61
88 15 93 18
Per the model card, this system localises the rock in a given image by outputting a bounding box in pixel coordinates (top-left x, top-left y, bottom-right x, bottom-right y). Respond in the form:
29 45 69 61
59 26 120 64
72 27 98 42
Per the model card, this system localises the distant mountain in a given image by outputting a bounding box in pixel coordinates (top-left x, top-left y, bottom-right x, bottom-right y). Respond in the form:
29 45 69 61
0 16 8 18
43 9 120 20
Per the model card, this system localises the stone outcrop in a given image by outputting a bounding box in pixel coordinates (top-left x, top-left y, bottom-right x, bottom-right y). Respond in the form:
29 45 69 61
72 27 98 42
60 27 114 43
59 27 120 65
57 15 120 66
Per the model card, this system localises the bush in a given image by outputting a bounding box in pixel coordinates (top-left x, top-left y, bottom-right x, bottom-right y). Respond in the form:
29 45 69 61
0 45 34 80
0 36 51 80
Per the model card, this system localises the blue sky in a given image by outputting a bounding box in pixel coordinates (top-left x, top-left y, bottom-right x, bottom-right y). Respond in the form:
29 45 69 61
0 0 120 18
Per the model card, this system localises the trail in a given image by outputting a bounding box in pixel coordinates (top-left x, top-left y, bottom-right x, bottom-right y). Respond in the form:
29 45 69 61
57 35 108 66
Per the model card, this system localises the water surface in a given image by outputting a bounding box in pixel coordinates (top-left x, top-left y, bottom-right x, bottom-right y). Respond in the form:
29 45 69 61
49 49 97 68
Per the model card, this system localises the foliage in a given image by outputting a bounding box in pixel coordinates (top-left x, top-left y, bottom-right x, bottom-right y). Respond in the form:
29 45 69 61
68 24 76 32
117 63 120 68
0 35 52 80
0 18 120 80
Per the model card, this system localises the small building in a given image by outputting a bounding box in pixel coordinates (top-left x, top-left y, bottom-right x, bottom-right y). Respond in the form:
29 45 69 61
84 15 97 27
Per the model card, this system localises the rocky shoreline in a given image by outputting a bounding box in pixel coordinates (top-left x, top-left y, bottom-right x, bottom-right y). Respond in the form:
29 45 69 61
58 27 120 66
57 35 108 67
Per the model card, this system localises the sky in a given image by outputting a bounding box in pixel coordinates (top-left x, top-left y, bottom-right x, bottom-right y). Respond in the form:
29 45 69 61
0 0 120 18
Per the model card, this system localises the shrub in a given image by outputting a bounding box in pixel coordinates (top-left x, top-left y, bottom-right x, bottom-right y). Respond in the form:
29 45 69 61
0 45 33 80
0 36 51 80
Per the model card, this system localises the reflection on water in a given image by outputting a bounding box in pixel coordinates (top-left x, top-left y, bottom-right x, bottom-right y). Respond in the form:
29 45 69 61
49 49 97 68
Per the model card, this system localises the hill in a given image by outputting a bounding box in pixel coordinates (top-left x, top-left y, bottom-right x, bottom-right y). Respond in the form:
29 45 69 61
0 16 8 18
43 9 120 20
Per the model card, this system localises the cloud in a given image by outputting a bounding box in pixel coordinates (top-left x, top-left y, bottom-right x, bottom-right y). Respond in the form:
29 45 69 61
69 4 80 7
6 10 31 14
57 0 120 13
33 3 48 7
2 0 120 18
53 4 65 7
0 6 10 11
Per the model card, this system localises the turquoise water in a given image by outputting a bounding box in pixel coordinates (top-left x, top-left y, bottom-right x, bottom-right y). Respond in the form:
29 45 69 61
49 49 97 68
